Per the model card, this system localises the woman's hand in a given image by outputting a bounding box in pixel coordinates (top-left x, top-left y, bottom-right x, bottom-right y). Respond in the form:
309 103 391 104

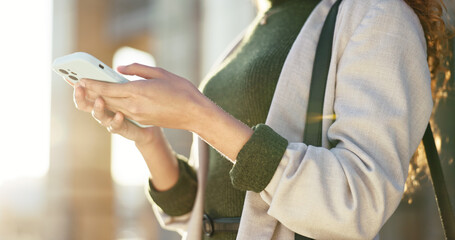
78 63 209 131
78 63 253 161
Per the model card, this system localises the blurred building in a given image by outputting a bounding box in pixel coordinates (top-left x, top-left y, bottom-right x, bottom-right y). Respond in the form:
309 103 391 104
48 0 254 239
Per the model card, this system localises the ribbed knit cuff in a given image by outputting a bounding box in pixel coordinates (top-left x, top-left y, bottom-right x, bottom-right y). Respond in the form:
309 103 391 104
148 155 198 216
230 124 288 193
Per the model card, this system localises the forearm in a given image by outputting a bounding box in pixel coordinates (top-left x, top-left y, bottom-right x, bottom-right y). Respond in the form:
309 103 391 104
135 127 179 191
190 98 253 162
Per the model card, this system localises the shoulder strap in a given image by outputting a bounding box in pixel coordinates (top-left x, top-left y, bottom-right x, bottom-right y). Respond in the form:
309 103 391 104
295 0 342 239
303 0 342 148
422 123 455 239
299 0 455 239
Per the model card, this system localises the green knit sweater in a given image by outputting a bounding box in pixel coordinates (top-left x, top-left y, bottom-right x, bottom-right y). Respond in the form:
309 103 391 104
149 0 319 239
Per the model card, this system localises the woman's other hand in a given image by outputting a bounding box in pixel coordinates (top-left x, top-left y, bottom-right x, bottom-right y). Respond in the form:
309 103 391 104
73 83 158 145
73 76 179 191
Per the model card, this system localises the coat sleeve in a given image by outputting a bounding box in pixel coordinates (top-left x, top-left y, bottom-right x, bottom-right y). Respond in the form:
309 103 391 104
231 1 433 239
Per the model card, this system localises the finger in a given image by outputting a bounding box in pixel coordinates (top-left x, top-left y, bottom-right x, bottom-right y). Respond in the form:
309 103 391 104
84 88 101 102
80 78 131 98
73 85 94 112
91 97 114 126
108 112 129 134
110 112 125 129
117 63 168 79
100 96 135 118
108 112 142 140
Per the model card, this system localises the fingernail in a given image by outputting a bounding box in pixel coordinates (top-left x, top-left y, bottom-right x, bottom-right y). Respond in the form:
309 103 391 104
115 112 123 121
95 99 101 109
74 87 81 97
79 79 86 87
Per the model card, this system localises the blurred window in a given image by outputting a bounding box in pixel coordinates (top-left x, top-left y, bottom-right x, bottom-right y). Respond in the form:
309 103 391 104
0 0 52 184
111 47 156 186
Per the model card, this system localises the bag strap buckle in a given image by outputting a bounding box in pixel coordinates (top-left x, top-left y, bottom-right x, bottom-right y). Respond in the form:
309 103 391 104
203 214 214 236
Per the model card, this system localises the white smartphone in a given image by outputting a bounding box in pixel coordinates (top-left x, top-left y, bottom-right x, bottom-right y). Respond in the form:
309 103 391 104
52 52 151 128
52 52 129 86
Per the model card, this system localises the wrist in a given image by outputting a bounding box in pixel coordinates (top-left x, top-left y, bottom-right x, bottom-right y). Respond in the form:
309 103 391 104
134 126 163 149
188 95 253 161
188 95 218 134
133 126 179 191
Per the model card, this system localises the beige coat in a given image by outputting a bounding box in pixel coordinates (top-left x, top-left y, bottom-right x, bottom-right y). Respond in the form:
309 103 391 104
148 0 433 239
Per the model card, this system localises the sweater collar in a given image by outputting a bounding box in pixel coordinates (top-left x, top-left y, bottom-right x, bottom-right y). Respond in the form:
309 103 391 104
258 0 291 11
268 0 287 5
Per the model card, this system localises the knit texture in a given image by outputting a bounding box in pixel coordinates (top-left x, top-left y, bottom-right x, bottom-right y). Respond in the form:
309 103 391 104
148 0 319 239
201 0 318 215
148 156 198 216
200 0 319 239
230 124 288 192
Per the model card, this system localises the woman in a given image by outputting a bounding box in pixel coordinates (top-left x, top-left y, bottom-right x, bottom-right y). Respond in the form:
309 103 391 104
73 0 450 239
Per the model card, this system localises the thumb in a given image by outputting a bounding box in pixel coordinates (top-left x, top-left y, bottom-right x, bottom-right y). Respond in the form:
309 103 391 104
117 63 167 79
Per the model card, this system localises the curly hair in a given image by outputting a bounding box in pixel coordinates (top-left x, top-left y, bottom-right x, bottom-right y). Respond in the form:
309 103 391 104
404 0 452 94
403 0 453 203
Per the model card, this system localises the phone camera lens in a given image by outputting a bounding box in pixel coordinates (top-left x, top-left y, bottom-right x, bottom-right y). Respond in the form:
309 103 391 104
69 75 78 81
59 69 69 74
